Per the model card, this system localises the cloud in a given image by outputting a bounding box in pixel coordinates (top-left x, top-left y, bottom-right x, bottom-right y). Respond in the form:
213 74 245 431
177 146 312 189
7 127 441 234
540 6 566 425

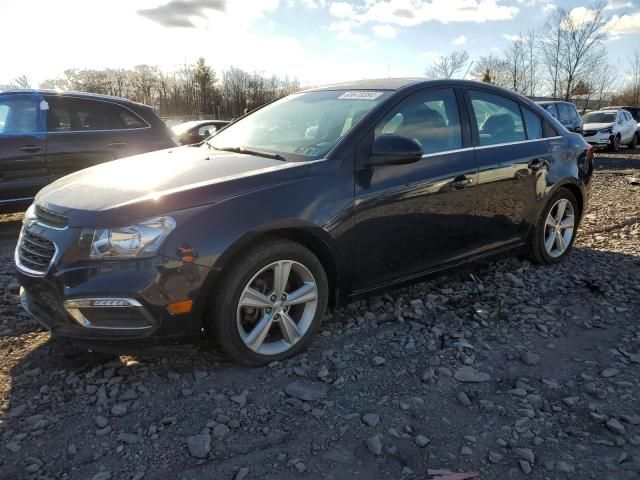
372 24 398 38
329 1 355 17
606 11 640 34
138 0 226 28
605 1 633 10
502 33 522 41
566 6 598 25
541 3 556 13
452 34 467 45
328 20 375 48
363 0 518 26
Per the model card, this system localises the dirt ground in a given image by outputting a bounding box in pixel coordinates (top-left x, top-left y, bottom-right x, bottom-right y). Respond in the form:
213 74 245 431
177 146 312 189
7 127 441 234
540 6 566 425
0 150 639 480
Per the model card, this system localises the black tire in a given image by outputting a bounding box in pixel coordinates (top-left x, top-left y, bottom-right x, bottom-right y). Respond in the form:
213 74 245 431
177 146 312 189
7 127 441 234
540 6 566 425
207 238 328 366
609 134 620 152
527 188 579 265
628 133 638 150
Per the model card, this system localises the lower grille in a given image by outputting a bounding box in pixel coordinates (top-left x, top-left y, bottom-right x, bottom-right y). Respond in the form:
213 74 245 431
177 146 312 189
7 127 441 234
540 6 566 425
17 230 56 274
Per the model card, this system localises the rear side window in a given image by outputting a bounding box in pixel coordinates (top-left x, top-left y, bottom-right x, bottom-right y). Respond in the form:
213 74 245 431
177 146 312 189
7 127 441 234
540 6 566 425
112 105 148 129
522 107 543 139
469 90 525 146
558 103 571 122
376 88 463 155
47 97 120 131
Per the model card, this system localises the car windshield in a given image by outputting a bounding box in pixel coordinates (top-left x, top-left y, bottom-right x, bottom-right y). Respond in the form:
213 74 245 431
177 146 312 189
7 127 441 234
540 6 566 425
206 90 390 160
583 112 616 123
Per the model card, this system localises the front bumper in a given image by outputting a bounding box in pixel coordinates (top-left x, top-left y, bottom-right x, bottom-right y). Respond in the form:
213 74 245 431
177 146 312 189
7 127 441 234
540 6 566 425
583 133 613 147
16 245 210 351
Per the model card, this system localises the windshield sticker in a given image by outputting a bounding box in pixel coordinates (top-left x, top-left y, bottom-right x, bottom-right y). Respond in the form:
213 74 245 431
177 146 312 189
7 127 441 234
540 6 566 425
338 91 383 100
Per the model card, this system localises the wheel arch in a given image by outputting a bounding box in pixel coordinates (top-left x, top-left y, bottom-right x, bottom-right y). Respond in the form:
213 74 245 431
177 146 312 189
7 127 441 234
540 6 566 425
200 224 341 320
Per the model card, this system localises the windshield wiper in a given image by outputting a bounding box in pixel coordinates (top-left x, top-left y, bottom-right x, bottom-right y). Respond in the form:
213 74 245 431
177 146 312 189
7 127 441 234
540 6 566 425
207 144 286 161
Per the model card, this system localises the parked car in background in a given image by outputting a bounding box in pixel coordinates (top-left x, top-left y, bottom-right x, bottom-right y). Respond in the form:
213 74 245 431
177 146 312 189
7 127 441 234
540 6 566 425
171 119 230 145
582 109 638 151
0 90 176 209
601 105 640 131
536 101 583 133
15 79 593 365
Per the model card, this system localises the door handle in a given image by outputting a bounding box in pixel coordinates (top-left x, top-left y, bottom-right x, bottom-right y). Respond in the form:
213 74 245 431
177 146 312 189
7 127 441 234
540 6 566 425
450 175 473 189
20 145 42 153
528 159 545 171
109 142 127 148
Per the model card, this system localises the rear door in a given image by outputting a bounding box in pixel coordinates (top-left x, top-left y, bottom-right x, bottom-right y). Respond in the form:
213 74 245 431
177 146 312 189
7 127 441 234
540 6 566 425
105 103 163 157
465 88 555 250
45 96 122 181
0 92 48 204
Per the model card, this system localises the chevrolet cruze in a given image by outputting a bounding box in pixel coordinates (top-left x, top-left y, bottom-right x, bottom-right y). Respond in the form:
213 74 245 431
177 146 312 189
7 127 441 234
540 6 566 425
15 79 593 366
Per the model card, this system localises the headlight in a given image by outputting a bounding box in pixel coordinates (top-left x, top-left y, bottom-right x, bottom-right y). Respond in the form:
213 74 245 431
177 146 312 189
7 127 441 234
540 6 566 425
598 127 613 134
90 216 176 259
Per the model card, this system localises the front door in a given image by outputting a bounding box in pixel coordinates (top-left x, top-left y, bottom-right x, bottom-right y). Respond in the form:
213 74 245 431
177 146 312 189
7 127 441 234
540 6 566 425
353 87 478 291
0 93 48 204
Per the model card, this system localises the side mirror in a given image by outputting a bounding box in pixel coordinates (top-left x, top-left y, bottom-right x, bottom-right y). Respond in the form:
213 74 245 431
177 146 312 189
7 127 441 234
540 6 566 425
367 134 423 167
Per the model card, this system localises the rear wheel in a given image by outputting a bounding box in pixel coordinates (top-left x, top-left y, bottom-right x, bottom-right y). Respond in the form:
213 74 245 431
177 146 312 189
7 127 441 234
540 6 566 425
528 189 579 265
207 239 328 366
628 133 638 150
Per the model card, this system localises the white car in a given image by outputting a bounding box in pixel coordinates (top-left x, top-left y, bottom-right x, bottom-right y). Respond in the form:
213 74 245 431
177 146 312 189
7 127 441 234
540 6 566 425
582 109 638 151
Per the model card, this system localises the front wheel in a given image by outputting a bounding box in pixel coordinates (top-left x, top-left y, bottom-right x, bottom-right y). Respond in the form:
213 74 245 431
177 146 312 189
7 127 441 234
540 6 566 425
528 189 579 265
207 239 328 366
609 134 621 152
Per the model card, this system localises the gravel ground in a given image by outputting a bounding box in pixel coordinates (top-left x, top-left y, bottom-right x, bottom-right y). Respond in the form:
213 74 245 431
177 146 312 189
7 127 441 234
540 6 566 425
0 150 639 480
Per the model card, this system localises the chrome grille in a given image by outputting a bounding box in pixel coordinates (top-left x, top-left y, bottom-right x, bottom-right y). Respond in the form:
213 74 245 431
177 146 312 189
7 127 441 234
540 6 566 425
35 205 68 228
17 230 56 274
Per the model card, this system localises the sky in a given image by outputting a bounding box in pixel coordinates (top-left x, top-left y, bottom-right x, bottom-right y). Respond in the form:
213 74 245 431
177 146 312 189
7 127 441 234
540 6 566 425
0 0 639 87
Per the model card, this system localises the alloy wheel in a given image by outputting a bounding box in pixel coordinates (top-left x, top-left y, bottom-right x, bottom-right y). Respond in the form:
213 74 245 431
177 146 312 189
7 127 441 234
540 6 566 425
236 260 318 355
544 198 575 258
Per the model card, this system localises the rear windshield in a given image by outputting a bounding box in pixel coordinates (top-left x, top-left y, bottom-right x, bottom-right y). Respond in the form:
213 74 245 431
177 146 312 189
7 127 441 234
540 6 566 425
583 112 615 123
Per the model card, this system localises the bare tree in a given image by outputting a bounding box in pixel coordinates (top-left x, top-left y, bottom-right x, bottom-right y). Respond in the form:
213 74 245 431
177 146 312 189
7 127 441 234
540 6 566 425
558 2 609 100
36 60 301 119
470 55 511 87
426 50 470 79
627 48 640 105
539 9 566 98
8 75 32 89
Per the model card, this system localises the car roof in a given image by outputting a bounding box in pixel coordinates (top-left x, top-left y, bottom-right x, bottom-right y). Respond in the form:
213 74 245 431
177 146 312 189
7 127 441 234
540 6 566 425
304 78 525 93
602 105 639 110
0 88 150 108
173 120 228 128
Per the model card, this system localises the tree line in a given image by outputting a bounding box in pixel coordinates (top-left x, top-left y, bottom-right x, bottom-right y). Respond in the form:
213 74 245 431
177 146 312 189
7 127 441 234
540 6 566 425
427 1 639 108
1 59 301 120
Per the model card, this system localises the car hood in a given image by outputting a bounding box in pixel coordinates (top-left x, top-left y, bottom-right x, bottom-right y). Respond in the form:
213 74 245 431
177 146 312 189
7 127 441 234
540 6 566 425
36 146 311 227
583 122 614 130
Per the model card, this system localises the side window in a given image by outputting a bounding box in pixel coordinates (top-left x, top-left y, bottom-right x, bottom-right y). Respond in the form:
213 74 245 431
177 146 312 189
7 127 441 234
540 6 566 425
112 105 148 129
46 98 73 131
543 104 558 119
570 105 579 119
198 124 216 137
47 98 120 131
522 107 543 139
376 88 462 155
469 90 525 146
0 94 40 134
558 103 571 122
